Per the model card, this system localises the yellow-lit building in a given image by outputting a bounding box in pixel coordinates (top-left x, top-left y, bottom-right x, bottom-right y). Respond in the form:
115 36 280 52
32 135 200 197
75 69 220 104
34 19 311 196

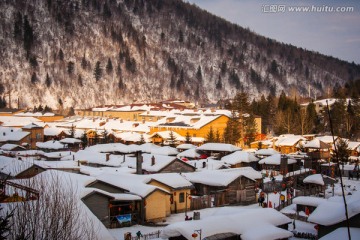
150 115 230 140
22 123 44 149
147 174 194 214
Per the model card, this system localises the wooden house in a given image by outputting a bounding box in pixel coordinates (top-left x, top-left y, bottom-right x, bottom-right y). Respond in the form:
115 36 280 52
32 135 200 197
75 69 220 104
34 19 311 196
22 123 44 149
274 135 306 154
221 151 259 169
88 174 171 224
186 170 257 207
149 114 230 141
127 154 196 174
146 173 194 214
84 180 142 228
308 191 360 238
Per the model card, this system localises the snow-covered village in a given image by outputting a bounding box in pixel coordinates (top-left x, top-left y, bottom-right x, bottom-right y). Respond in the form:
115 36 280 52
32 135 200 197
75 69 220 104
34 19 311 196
0 98 360 240
1 0 360 240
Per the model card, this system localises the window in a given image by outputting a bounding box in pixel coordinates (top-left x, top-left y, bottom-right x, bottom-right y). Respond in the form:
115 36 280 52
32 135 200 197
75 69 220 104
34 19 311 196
179 192 185 203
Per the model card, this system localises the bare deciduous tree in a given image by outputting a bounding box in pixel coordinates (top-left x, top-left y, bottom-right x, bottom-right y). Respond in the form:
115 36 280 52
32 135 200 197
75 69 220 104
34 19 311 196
6 172 100 240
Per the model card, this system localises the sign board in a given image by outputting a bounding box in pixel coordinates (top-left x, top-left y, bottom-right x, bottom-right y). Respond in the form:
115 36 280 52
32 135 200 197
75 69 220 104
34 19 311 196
116 214 131 224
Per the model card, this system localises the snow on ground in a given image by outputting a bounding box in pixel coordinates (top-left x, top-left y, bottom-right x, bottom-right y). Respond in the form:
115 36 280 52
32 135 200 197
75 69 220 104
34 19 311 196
107 178 360 239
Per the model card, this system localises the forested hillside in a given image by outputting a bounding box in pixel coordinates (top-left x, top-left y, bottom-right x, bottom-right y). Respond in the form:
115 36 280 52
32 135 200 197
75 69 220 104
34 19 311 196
0 0 359 110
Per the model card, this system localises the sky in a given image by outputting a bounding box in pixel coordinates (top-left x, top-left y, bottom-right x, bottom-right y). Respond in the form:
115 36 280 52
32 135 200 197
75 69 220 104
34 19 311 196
186 0 360 64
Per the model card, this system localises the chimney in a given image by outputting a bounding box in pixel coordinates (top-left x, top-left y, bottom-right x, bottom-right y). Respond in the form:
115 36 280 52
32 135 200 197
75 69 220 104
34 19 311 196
151 155 155 166
280 155 288 174
106 153 110 162
136 151 143 174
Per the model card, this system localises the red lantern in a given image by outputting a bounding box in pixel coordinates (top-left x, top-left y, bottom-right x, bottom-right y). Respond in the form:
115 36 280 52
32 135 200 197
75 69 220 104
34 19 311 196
173 192 176 196
188 196 192 200
192 233 198 238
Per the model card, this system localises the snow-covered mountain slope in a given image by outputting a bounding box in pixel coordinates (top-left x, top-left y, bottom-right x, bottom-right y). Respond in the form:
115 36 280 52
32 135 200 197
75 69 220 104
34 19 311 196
0 0 359 109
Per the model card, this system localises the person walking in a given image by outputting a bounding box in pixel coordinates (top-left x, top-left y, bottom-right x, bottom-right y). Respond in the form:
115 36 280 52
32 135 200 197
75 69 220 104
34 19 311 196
136 231 143 240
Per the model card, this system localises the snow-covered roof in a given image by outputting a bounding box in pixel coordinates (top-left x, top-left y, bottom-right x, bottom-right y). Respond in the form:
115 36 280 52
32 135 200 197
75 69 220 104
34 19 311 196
0 116 42 127
149 131 185 141
255 148 279 156
292 196 327 207
0 156 36 176
347 141 360 151
41 151 73 159
59 138 82 144
146 173 193 190
33 159 80 169
36 140 65 150
183 169 255 187
176 143 197 150
0 127 30 142
187 158 229 171
221 151 259 165
44 127 70 136
95 173 169 198
177 148 201 159
123 153 192 173
308 191 360 226
303 139 330 149
61 150 124 167
113 132 150 143
22 123 43 129
85 143 138 154
275 135 305 147
196 143 241 152
303 174 325 186
151 146 179 156
161 208 292 240
137 143 161 153
319 227 360 240
258 154 297 165
15 112 55 117
0 143 26 151
82 188 142 201
316 136 338 144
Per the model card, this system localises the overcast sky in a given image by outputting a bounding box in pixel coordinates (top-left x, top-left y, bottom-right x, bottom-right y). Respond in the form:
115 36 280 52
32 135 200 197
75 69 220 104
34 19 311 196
186 0 360 64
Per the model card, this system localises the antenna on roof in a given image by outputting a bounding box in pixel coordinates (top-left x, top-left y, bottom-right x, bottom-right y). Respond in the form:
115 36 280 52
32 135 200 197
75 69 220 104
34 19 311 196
326 100 351 240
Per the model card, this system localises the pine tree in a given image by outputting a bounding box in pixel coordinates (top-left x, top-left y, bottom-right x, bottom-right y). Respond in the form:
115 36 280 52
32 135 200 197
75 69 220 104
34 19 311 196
77 74 83 86
45 73 51 87
185 131 192 144
206 126 215 142
215 129 221 143
333 138 349 163
139 134 145 144
58 49 64 61
168 131 176 147
81 132 88 147
176 69 185 90
81 54 87 69
196 66 202 81
216 75 222 90
31 72 38 84
94 61 102 81
14 12 23 41
178 30 184 43
106 58 113 74
23 15 34 58
69 124 75 138
67 61 75 75
223 111 240 145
